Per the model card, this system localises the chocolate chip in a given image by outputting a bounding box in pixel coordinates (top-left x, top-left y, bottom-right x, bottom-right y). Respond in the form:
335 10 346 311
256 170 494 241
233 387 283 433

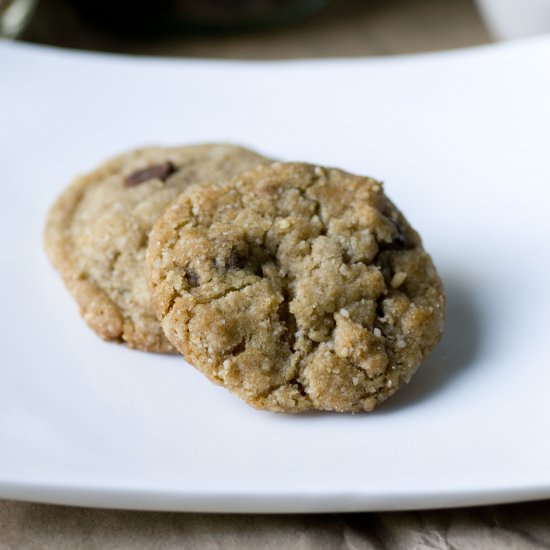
289 378 308 397
391 220 407 247
124 161 176 187
277 295 297 351
226 249 247 270
229 340 246 356
378 219 407 252
186 268 199 287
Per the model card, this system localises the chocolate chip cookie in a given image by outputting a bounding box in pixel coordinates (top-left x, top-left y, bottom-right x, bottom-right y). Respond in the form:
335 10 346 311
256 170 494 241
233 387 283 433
147 162 445 411
44 144 270 352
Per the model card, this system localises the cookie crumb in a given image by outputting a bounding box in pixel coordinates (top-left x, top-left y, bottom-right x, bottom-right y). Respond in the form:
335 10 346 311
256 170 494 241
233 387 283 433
309 329 325 342
278 219 291 229
391 271 408 288
338 264 351 276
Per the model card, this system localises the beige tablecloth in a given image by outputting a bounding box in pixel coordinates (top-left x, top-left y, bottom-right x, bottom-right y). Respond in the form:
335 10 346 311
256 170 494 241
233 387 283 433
2 499 550 548
8 1 549 548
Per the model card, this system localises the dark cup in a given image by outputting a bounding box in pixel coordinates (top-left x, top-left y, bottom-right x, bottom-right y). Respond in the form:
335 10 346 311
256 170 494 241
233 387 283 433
71 0 330 33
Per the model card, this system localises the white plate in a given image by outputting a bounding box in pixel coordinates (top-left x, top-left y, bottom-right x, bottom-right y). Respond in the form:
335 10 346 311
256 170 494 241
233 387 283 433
1 38 550 513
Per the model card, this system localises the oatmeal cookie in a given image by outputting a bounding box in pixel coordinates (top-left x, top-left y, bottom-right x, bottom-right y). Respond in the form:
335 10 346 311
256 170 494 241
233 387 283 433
44 144 270 352
148 162 445 410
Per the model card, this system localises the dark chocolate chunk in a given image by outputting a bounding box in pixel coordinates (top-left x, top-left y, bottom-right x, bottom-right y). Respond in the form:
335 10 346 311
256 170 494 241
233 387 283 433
226 249 248 270
124 161 176 187
378 219 407 252
186 268 199 287
390 219 406 247
277 294 297 351
229 340 246 356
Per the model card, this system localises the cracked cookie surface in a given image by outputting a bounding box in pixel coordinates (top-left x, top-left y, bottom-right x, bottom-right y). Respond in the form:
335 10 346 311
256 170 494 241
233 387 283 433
44 144 270 352
148 162 445 410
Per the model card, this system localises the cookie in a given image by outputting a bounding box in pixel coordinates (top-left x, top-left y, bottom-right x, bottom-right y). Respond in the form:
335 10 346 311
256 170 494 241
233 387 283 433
148 162 445 412
44 144 270 352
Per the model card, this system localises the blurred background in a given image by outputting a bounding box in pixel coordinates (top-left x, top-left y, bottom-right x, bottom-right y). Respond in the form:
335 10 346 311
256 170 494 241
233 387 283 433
1 0 490 58
3 0 550 58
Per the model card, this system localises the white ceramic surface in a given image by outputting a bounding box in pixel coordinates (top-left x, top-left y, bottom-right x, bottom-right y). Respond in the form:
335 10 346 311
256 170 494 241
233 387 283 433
475 0 550 40
1 38 550 512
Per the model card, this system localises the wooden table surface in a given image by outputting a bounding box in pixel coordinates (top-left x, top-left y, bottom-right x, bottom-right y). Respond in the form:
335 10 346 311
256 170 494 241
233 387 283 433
8 2 550 549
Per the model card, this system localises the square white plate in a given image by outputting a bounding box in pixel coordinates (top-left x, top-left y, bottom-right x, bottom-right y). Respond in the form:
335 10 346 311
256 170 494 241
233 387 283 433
1 38 550 512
